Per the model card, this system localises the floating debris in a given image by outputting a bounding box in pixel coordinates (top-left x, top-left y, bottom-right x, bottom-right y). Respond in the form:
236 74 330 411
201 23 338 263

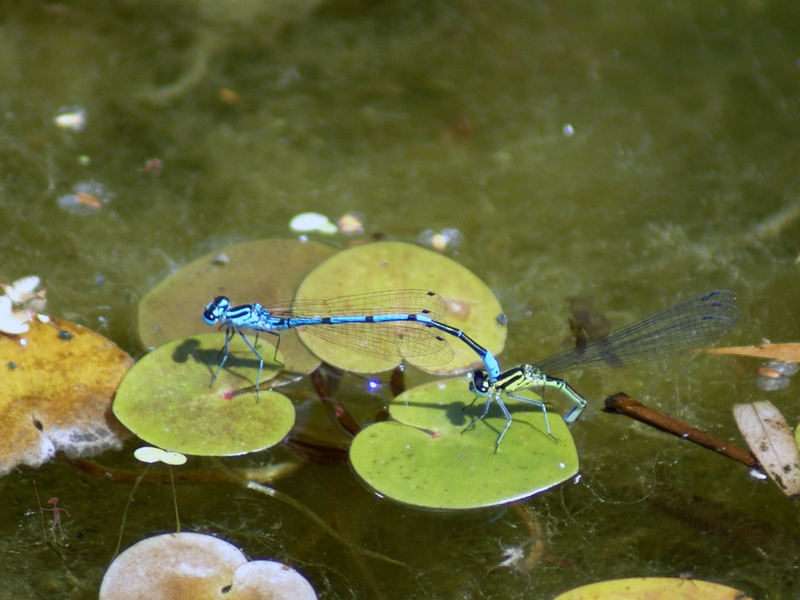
56 181 113 215
1 275 45 305
209 252 230 266
217 86 241 105
337 212 365 235
0 276 46 334
0 296 34 334
57 193 100 214
289 212 337 234
417 227 463 252
138 157 162 175
54 107 86 131
756 359 799 391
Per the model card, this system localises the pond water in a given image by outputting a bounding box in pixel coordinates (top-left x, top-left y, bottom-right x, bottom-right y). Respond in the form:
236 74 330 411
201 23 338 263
1 1 799 598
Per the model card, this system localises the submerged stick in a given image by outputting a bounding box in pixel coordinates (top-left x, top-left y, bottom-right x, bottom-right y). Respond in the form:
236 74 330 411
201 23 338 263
604 392 761 471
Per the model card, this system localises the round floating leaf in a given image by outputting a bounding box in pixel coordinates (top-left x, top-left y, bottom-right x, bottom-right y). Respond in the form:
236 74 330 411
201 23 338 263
295 241 506 375
133 446 188 466
100 532 317 600
349 378 578 509
138 238 337 374
554 576 752 600
0 316 131 475
113 334 293 456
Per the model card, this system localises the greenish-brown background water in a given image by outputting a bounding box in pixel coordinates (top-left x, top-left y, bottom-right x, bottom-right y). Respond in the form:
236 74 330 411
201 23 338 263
2 1 800 597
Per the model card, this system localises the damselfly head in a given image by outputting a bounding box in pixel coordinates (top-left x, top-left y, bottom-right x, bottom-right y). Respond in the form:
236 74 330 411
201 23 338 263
471 369 491 395
202 296 230 325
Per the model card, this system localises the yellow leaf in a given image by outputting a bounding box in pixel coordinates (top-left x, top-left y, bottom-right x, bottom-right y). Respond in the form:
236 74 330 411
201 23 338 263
0 316 132 475
555 576 752 599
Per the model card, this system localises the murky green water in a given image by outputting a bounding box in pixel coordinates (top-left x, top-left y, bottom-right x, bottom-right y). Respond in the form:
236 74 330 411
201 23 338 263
2 1 800 598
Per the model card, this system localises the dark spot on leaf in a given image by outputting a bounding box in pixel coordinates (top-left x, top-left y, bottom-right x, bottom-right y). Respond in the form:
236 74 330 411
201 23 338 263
220 584 231 594
58 330 73 341
7 361 16 369
32 418 43 431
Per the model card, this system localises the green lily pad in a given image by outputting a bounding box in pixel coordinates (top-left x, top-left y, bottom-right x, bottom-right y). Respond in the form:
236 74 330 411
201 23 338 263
349 378 578 509
113 334 293 456
137 239 337 374
294 241 506 375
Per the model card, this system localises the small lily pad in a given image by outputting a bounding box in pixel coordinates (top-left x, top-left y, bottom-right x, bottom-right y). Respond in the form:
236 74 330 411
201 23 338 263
133 446 188 466
555 576 753 600
349 378 578 509
113 334 293 456
138 239 337 374
0 316 131 475
100 532 317 600
294 241 506 376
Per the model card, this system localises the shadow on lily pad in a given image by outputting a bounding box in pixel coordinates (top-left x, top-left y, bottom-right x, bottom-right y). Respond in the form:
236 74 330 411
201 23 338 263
113 334 293 456
0 316 131 475
349 378 578 509
295 240 506 376
138 238 337 375
99 532 317 600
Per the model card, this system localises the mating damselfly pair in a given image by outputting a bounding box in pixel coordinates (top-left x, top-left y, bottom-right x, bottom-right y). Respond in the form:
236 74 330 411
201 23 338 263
203 288 739 449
